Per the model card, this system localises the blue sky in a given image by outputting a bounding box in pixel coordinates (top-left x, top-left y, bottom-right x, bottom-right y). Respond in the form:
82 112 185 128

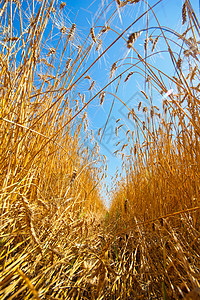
6 0 199 206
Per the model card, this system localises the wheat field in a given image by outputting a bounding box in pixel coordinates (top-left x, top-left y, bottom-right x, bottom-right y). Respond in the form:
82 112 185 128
0 0 199 299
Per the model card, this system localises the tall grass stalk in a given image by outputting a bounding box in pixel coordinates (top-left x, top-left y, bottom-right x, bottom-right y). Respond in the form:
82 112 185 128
0 0 199 299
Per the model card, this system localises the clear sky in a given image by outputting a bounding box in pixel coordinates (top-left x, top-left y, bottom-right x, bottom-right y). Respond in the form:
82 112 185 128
8 0 199 206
